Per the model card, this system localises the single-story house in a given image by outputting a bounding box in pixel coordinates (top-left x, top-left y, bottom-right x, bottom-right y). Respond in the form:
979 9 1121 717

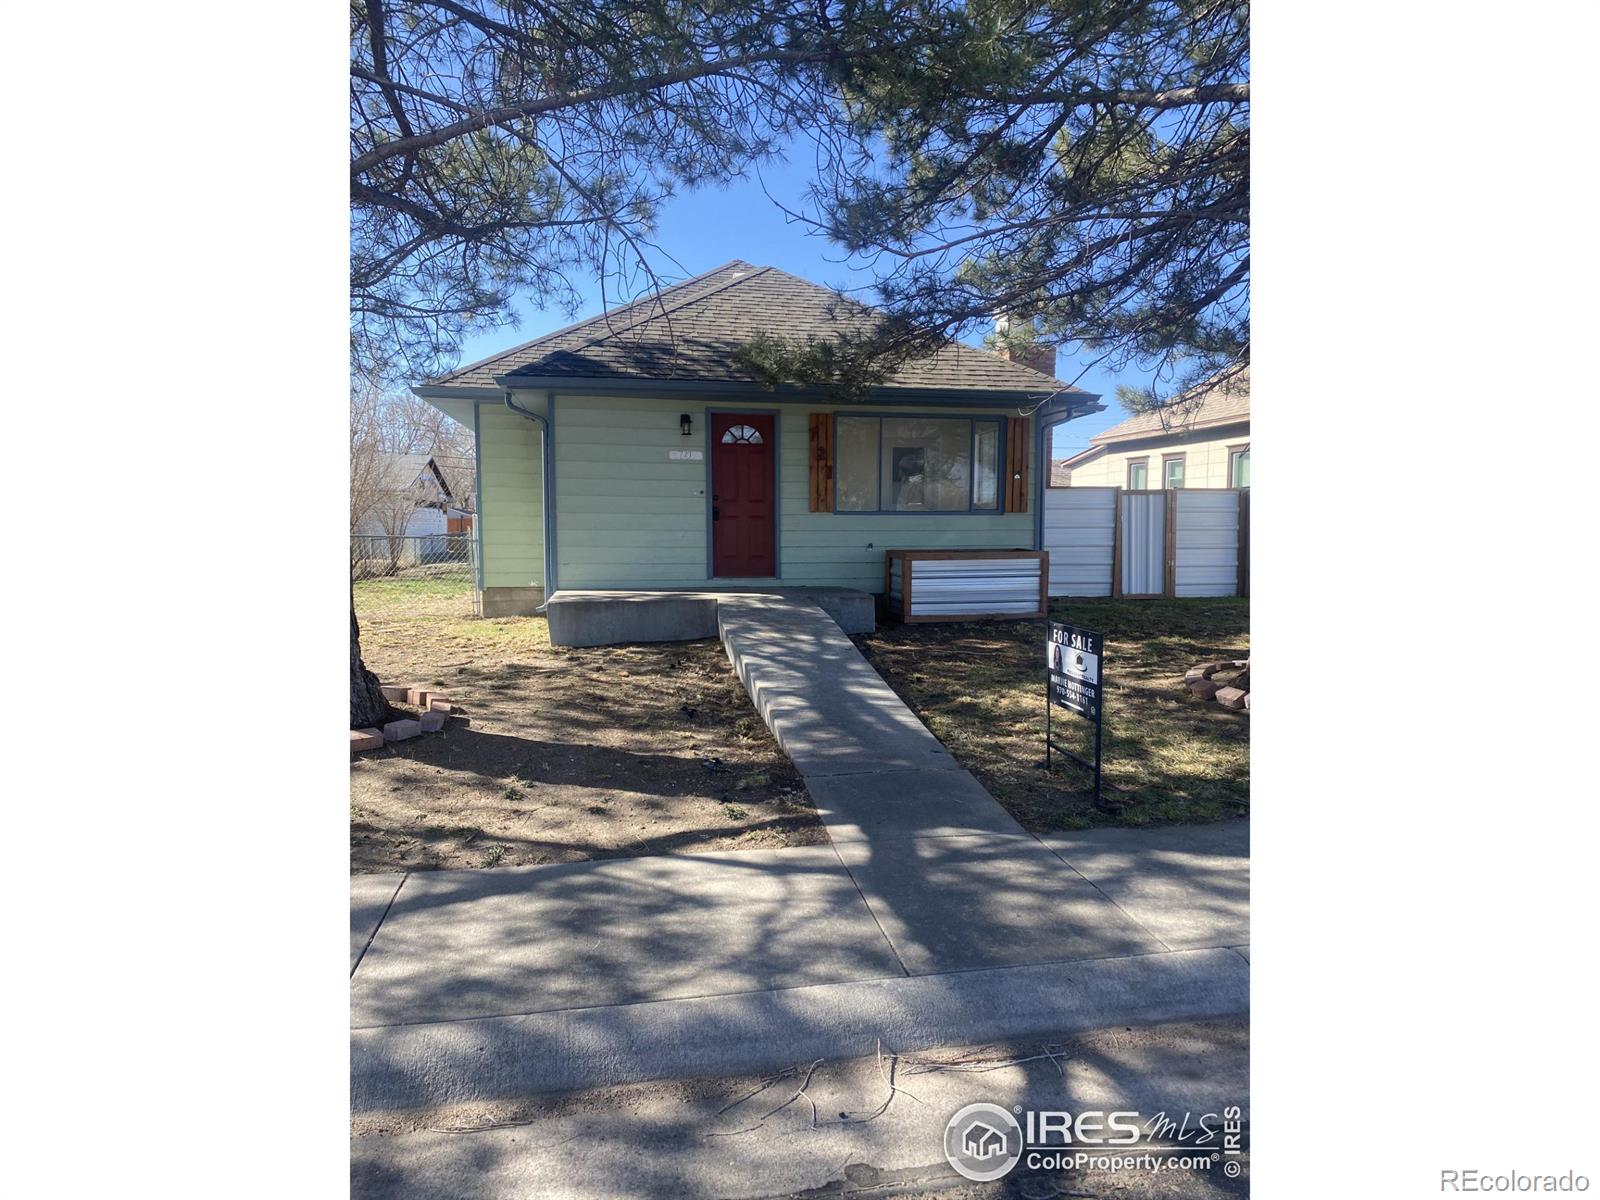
1052 369 1249 490
414 260 1103 616
352 452 473 540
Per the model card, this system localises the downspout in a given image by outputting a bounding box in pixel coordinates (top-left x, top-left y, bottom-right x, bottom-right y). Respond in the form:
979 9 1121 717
503 390 556 613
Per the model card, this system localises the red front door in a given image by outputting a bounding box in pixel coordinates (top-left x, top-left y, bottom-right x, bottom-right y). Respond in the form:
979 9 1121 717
710 413 777 577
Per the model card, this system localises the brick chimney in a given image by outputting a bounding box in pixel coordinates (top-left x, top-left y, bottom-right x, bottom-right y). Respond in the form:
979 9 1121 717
993 315 1056 378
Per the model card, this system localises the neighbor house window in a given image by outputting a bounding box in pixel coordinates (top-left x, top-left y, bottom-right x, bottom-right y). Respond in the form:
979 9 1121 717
1163 454 1186 489
1127 458 1149 489
835 415 1004 512
1229 445 1250 488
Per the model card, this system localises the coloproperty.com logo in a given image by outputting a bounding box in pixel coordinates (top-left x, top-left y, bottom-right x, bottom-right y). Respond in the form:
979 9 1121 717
942 1102 1246 1182
943 1104 1026 1182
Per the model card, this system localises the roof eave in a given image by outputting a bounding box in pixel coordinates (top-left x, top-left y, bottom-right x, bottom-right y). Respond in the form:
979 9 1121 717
412 384 506 400
1091 412 1250 447
1058 445 1108 469
488 372 1102 411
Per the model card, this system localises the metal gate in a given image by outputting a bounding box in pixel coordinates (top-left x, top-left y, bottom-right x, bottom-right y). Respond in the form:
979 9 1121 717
1118 491 1168 597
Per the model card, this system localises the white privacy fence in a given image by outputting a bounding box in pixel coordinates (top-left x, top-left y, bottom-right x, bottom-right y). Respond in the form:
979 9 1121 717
1172 490 1242 596
1042 487 1250 599
1041 488 1116 597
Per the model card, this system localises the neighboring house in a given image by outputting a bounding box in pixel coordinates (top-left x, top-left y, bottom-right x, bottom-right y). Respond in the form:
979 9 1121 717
414 260 1103 616
352 453 472 540
1052 369 1249 490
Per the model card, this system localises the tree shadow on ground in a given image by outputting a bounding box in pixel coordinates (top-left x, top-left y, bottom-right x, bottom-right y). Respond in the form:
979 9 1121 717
352 635 825 872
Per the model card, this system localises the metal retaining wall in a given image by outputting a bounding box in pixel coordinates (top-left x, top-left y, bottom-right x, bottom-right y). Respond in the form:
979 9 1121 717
908 557 1043 617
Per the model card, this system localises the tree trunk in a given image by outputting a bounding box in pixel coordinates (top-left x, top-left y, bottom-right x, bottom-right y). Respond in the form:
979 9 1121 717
351 606 391 729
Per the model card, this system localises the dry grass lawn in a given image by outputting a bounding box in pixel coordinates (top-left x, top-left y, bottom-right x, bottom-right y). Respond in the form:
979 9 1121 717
351 611 824 874
854 598 1249 829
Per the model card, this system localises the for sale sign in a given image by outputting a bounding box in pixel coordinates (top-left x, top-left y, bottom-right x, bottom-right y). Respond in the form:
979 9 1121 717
1047 622 1103 720
1045 621 1105 803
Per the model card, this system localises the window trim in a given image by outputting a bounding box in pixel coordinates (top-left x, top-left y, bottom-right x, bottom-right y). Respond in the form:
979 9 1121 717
831 412 1011 516
1162 452 1187 490
1228 443 1250 489
971 417 1003 512
1126 457 1151 490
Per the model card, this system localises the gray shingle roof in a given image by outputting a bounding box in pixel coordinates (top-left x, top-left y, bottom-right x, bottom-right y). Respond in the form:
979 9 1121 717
1091 368 1249 446
429 261 1089 397
372 453 450 499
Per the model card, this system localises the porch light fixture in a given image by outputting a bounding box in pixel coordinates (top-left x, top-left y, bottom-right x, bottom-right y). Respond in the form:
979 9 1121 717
680 413 693 436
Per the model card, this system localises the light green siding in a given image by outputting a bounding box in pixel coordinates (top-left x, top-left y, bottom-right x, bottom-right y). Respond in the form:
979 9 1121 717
477 400 545 589
554 395 713 588
545 393 1037 593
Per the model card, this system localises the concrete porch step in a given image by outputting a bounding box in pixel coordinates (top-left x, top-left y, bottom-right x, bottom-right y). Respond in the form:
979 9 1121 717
545 587 875 647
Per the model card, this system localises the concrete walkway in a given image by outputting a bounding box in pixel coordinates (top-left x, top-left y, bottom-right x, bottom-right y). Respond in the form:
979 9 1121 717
352 595 1248 1113
717 597 1028 842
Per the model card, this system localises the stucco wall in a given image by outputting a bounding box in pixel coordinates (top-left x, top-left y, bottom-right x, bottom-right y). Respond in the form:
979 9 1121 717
1061 422 1249 490
474 391 1040 593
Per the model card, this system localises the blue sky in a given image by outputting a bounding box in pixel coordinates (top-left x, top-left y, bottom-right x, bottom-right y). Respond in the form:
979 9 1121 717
453 153 1157 459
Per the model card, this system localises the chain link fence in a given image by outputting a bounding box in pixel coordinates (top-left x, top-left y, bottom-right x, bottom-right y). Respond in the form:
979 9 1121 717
352 533 477 622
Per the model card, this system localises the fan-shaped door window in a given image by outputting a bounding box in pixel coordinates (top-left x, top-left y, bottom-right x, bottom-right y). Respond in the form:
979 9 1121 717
720 424 764 445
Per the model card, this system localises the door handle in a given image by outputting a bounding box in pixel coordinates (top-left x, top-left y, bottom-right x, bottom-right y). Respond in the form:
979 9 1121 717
712 506 721 521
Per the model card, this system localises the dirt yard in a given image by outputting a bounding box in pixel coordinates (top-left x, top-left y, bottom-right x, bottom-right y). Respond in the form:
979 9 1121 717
855 598 1249 830
351 614 824 874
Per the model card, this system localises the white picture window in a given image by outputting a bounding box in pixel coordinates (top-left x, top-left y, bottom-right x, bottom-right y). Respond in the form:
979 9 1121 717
973 420 1000 510
882 418 970 511
835 416 879 511
835 415 1004 512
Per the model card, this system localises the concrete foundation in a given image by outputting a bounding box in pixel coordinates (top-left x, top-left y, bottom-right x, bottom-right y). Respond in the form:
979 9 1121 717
544 587 874 647
479 586 545 617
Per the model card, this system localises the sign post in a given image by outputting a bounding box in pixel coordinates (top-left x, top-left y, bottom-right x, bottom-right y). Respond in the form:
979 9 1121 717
1045 621 1105 805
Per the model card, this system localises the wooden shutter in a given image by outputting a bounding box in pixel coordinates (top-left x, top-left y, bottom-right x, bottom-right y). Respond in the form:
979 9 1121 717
808 413 835 512
1005 419 1029 512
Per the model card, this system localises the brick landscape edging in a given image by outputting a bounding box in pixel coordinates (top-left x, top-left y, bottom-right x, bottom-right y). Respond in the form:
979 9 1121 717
1183 660 1250 712
351 687 455 753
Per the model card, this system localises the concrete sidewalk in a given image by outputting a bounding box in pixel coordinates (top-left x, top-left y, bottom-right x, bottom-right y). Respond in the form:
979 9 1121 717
351 823 1247 1110
352 595 1248 1113
353 1016 1250 1200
